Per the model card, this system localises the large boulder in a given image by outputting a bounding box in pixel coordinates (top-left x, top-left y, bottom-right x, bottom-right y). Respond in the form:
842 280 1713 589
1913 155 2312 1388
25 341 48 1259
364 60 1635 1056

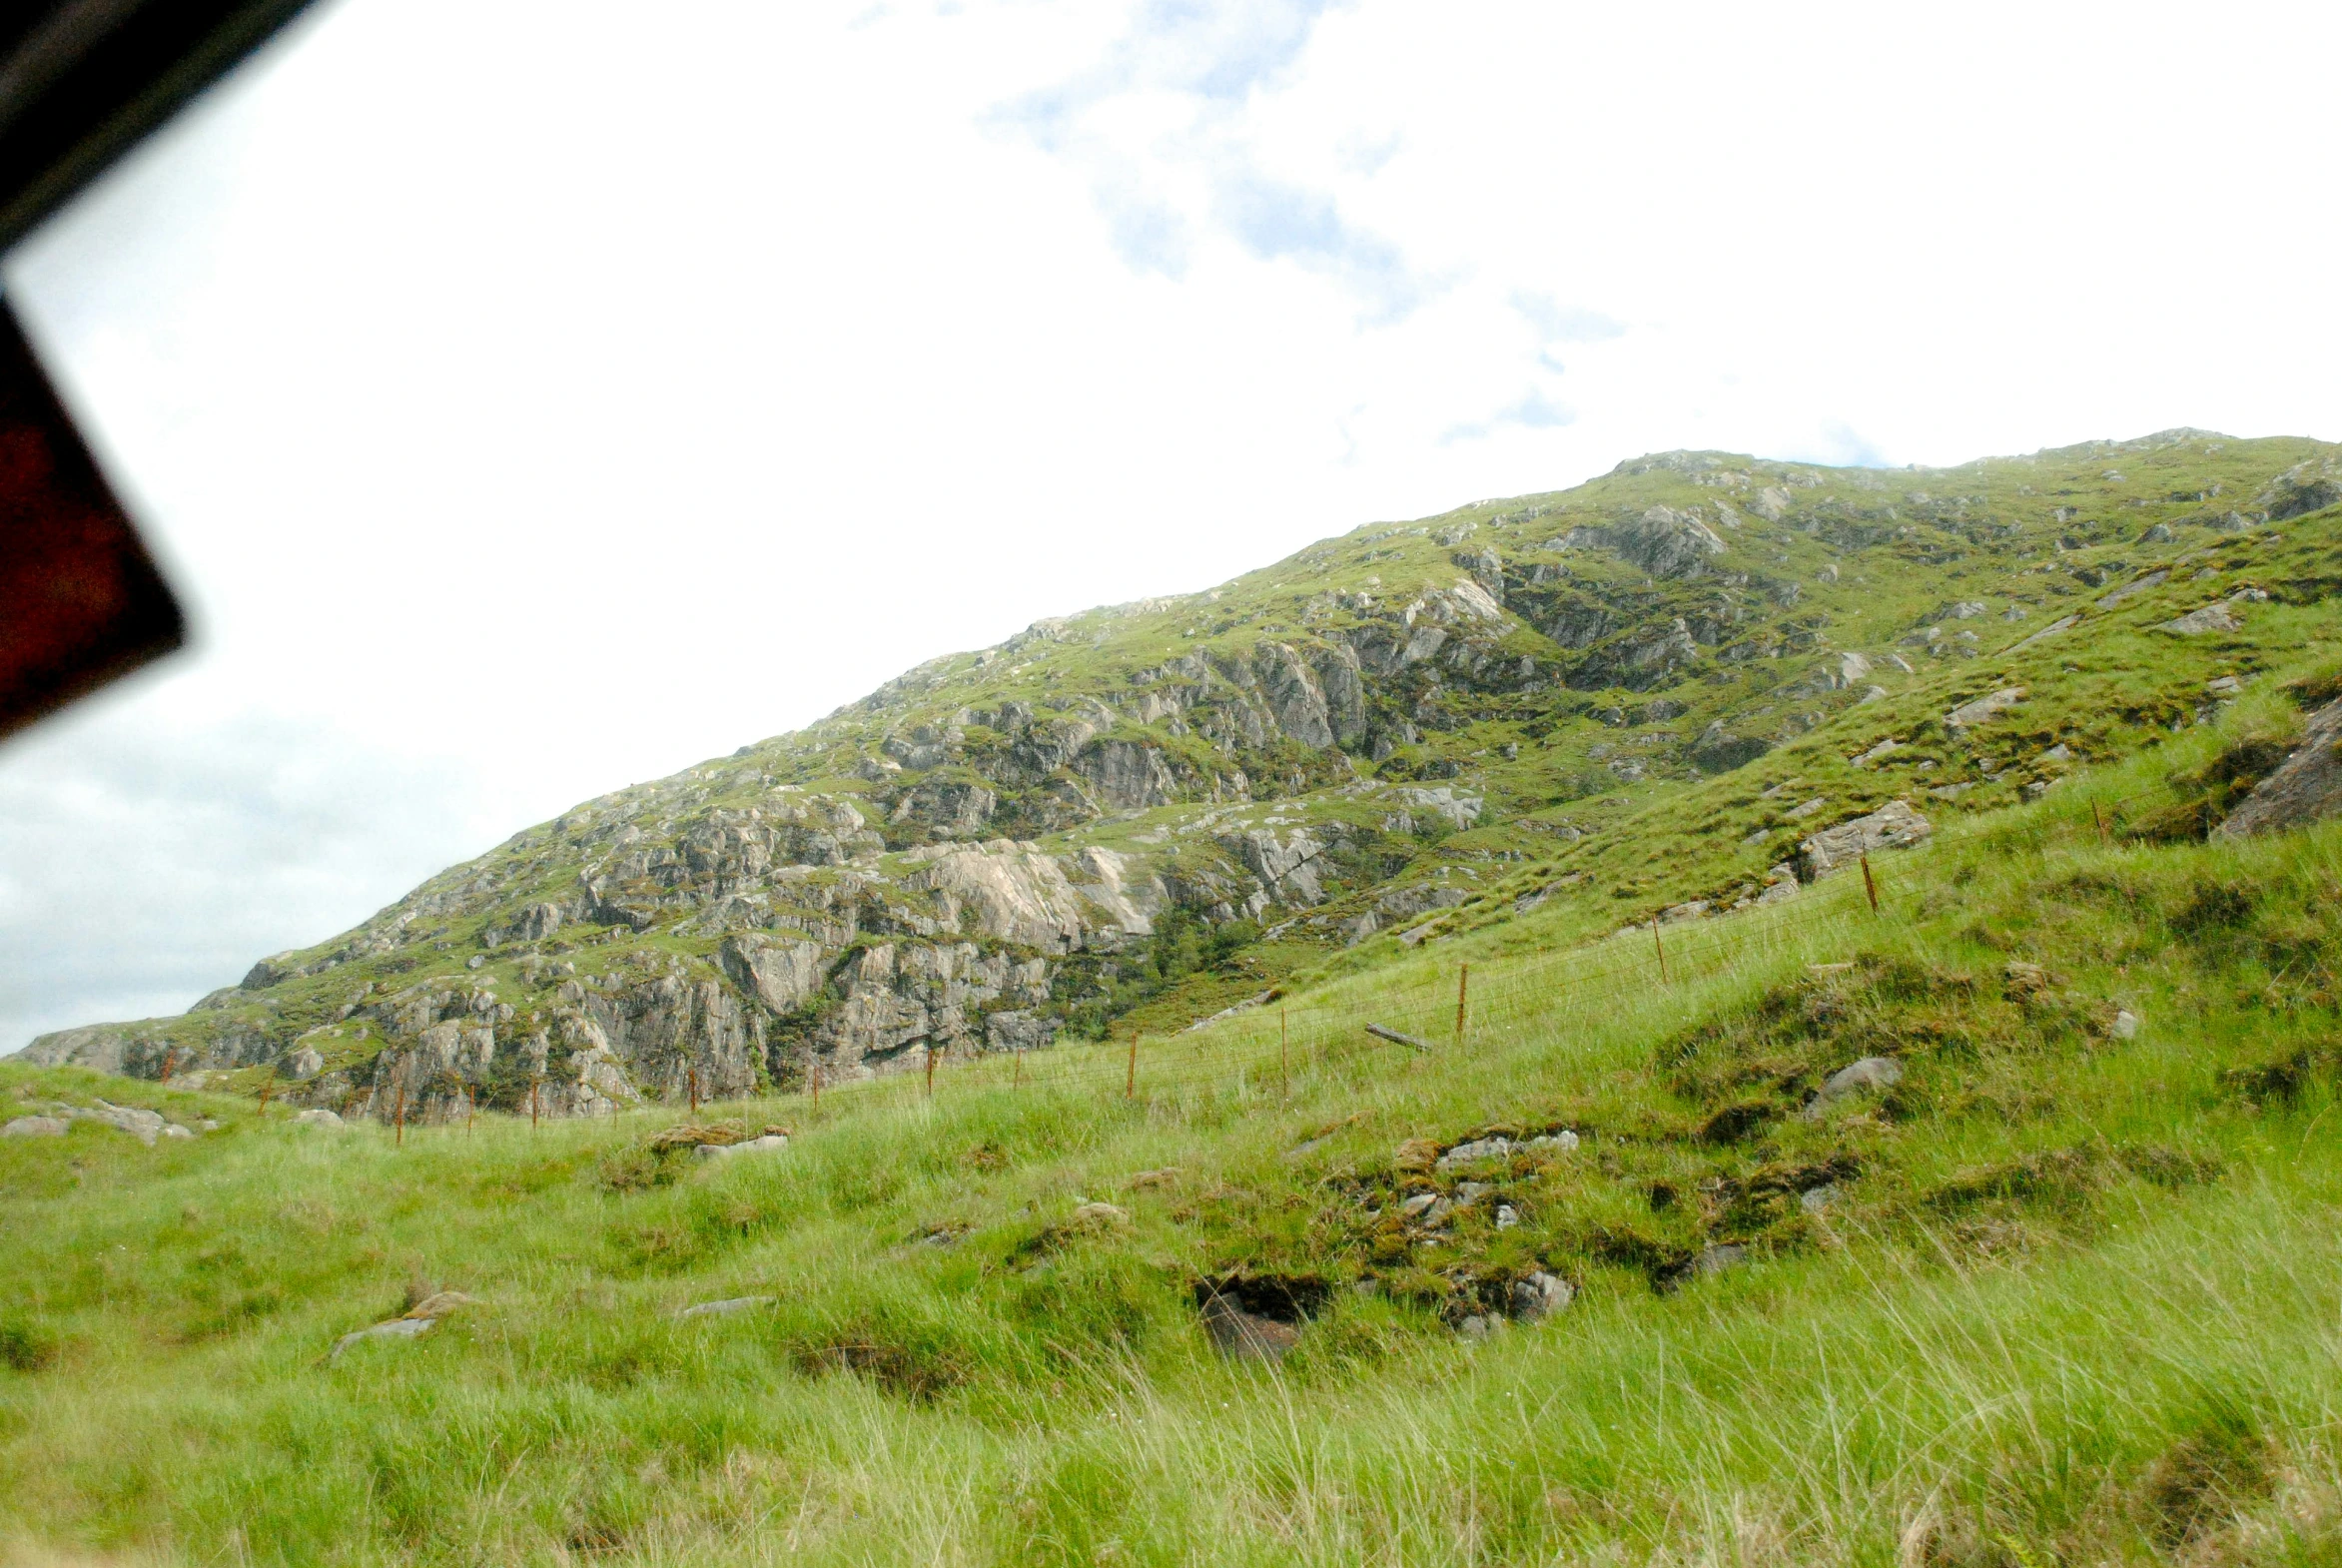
2217 696 2342 838
1798 801 1934 882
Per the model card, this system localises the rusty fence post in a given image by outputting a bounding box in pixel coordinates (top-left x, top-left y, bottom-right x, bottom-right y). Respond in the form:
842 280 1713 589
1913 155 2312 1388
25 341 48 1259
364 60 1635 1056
530 1074 542 1131
1280 1007 1289 1094
2092 799 2109 846
925 1045 937 1101
688 1065 699 1117
1652 917 1669 985
810 1061 821 1110
393 1080 406 1148
1013 1046 1023 1090
1126 1031 1139 1101
1860 852 1881 915
1455 964 1470 1047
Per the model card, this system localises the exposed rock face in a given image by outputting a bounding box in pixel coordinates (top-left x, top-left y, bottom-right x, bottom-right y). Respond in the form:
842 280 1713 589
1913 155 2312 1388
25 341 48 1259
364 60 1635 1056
913 842 1090 952
2265 473 2342 521
1253 642 1335 749
1072 742 1176 809
2217 696 2342 838
808 940 1051 1076
1613 506 1728 578
889 780 997 835
1797 801 1934 882
15 1025 133 1074
721 935 828 1013
1228 828 1328 906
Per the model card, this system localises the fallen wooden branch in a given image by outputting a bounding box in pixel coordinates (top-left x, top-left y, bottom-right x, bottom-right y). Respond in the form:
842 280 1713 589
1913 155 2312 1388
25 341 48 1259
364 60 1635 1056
1365 1024 1435 1052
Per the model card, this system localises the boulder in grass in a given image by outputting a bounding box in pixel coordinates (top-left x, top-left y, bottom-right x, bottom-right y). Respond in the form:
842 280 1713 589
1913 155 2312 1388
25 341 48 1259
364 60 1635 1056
2217 696 2342 839
1198 1288 1298 1362
1804 1056 1903 1118
1797 801 1933 882
326 1290 477 1363
696 1134 789 1161
3 1116 66 1138
2158 602 2243 636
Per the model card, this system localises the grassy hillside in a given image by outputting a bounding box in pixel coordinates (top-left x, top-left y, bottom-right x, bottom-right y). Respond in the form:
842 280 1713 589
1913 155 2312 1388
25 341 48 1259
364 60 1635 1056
23 428 2342 1151
11 673 2342 1564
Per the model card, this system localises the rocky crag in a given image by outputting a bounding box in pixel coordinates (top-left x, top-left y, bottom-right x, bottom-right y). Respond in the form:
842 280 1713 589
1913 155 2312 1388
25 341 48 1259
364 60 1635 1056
22 430 2342 1119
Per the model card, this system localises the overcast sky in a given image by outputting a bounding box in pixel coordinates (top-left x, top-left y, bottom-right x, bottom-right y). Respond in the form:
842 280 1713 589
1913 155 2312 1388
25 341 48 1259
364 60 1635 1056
6 0 2340 1051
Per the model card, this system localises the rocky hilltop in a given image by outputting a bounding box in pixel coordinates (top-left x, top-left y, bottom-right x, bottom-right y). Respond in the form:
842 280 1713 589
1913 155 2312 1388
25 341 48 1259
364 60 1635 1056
23 429 2342 1119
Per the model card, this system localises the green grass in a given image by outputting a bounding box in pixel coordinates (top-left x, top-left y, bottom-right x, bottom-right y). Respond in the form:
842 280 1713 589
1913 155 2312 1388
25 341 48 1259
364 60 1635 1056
13 710 2342 1563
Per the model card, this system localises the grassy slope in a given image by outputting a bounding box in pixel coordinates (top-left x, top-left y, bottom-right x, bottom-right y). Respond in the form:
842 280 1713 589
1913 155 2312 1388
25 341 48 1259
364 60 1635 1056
11 678 2342 1564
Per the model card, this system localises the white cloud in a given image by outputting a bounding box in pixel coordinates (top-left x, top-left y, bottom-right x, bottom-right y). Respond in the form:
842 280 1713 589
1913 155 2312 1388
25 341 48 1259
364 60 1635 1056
3 0 2339 1048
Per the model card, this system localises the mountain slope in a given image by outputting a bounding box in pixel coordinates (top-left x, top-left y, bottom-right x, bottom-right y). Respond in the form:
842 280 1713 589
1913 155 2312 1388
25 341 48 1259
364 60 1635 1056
21 428 2342 1134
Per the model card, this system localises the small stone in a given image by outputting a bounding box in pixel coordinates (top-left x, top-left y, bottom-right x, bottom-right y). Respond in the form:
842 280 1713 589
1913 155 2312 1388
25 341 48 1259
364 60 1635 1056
677 1295 776 1319
1393 1138 1440 1172
2004 962 2051 997
1690 1243 1747 1277
696 1134 789 1161
1199 1290 1299 1361
1399 1192 1440 1219
327 1316 435 1362
293 1109 345 1129
1435 1136 1513 1170
1799 1184 1839 1214
1525 1131 1580 1154
163 1124 195 1141
2205 675 2243 697
1494 1204 1521 1229
2022 780 2051 801
402 1290 478 1320
1806 1056 1903 1117
1457 1314 1501 1340
1071 1201 1129 1225
2110 1009 2140 1040
1453 1181 1493 1204
2 1116 67 1139
1510 1271 1573 1320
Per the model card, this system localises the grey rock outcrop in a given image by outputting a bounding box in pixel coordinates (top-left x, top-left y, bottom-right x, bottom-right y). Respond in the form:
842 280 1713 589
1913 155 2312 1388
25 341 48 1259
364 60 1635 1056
1614 506 1728 578
1072 741 1177 809
2158 602 2243 636
2216 696 2342 838
1947 687 2025 730
1797 801 1933 882
913 842 1089 952
721 934 828 1014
